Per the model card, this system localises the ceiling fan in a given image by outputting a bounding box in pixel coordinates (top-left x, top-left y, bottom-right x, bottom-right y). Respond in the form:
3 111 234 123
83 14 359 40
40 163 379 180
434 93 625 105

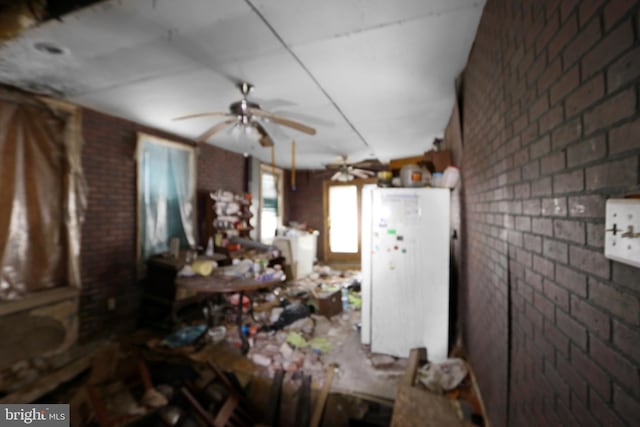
173 82 316 146
324 155 387 182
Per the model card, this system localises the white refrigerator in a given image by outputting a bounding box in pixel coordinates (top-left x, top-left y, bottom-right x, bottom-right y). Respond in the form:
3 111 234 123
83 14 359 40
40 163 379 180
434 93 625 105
361 186 450 361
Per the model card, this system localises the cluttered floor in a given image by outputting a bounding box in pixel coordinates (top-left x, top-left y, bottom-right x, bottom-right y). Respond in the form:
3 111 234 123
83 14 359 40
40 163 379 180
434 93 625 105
27 265 486 426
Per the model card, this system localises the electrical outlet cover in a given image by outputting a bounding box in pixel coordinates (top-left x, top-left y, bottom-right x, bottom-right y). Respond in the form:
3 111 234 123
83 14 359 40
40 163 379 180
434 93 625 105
604 199 640 269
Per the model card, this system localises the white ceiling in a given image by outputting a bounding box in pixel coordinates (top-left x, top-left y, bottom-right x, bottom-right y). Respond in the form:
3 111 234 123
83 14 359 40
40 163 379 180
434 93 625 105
0 0 485 169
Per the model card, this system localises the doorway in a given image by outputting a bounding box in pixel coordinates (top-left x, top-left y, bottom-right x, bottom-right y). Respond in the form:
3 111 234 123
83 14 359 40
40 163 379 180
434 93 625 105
322 179 373 264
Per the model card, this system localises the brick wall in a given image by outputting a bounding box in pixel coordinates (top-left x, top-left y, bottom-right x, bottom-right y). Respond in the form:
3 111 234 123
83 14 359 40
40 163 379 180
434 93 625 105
80 108 245 341
284 169 326 261
456 0 639 425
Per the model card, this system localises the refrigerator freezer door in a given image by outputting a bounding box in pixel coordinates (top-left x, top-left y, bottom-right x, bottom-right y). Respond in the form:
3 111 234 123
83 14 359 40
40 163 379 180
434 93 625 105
369 188 450 360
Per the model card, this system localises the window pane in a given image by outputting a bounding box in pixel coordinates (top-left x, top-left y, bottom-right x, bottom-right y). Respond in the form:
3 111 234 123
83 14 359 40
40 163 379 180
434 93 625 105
329 185 358 253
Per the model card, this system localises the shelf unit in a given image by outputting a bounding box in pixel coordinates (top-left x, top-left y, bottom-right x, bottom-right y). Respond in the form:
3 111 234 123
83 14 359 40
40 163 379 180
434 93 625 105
199 190 253 250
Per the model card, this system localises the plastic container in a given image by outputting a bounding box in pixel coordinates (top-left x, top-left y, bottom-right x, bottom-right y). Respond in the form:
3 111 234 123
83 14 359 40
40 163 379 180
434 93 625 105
400 164 426 187
442 166 460 189
431 172 444 187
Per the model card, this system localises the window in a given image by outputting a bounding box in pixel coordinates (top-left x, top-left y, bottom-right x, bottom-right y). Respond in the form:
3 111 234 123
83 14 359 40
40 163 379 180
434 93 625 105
259 164 283 244
136 133 196 261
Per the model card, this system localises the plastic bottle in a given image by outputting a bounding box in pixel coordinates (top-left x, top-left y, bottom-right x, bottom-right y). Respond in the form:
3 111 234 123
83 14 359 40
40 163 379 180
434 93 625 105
341 287 349 311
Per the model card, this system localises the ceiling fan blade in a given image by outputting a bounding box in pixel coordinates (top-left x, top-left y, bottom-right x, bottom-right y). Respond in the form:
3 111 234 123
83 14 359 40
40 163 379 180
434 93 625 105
249 108 316 135
173 111 230 121
330 171 343 181
197 118 237 143
352 169 374 179
352 158 387 171
254 122 274 147
273 110 335 127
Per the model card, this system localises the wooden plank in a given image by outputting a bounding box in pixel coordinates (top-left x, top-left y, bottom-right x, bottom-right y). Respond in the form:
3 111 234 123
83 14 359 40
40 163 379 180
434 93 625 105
309 364 337 427
264 369 284 426
391 385 464 427
295 374 312 427
0 287 79 316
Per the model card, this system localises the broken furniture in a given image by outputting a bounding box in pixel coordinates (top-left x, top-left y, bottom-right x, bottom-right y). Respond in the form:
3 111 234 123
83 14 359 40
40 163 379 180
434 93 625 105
180 360 261 427
141 254 229 329
175 268 285 355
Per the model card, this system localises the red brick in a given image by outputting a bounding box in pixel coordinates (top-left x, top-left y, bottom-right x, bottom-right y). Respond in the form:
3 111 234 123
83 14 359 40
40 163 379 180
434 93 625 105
578 0 606 27
557 354 589 404
529 135 550 160
522 160 540 180
586 222 605 248
544 361 571 403
585 157 638 190
568 194 606 217
607 47 640 92
563 19 601 67
556 304 587 346
533 217 554 236
514 182 531 198
551 117 582 149
529 94 549 121
543 238 568 263
609 119 640 155
590 336 639 395
571 394 602 427
613 384 640 426
540 151 566 175
549 13 578 59
544 279 570 311
613 320 640 364
571 343 612 400
531 177 552 196
571 295 610 339
604 0 636 30
583 88 636 135
560 0 579 22
542 197 568 216
543 317 569 355
550 65 580 105
524 233 542 253
570 245 611 279
582 19 634 79
540 105 564 134
554 219 585 243
567 134 606 167
589 390 626 427
589 277 640 324
526 267 544 290
533 253 555 278
516 215 532 231
565 74 605 117
522 199 541 216
611 262 640 291
553 169 584 194
556 264 587 296
537 10 561 54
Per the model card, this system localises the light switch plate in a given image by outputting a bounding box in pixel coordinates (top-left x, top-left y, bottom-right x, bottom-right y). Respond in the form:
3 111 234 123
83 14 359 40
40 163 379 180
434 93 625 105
605 199 640 268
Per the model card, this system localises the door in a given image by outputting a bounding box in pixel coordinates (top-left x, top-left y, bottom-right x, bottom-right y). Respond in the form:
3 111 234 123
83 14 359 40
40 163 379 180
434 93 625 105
323 180 374 264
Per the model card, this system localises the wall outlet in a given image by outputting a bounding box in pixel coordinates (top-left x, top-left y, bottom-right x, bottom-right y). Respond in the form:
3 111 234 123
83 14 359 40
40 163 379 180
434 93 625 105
107 297 116 311
604 199 640 268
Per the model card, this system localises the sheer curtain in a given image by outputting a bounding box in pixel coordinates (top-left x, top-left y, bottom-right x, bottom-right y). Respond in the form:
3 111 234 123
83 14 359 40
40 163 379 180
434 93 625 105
137 133 196 260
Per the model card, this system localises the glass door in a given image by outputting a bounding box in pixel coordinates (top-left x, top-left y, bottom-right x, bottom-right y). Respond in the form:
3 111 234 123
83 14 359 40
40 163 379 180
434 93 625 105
323 181 363 263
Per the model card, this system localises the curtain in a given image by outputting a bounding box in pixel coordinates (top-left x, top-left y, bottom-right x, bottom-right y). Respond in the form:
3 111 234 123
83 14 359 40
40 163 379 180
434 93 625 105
137 133 196 260
0 87 86 300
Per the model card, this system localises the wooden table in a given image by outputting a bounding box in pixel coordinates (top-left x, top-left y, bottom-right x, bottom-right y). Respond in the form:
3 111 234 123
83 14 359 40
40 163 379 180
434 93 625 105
175 271 285 354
